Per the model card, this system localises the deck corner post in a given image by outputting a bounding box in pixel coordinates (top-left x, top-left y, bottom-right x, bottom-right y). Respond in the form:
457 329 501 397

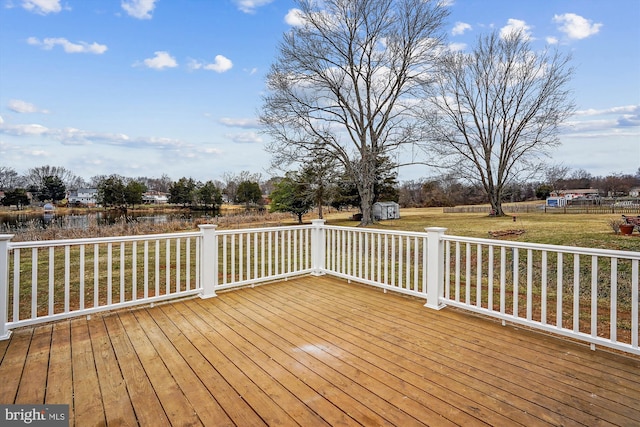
0 234 14 340
424 227 447 310
311 219 326 276
198 225 218 299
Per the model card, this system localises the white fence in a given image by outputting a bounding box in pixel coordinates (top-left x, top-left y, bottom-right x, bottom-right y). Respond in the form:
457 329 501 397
1 221 638 355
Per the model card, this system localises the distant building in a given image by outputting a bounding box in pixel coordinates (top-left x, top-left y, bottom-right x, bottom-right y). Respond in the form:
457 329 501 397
373 201 400 220
143 191 169 204
68 188 98 207
550 189 600 201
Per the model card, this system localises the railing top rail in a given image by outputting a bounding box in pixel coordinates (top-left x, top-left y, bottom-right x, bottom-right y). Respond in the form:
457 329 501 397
8 230 203 249
443 234 640 259
215 224 314 236
323 225 429 238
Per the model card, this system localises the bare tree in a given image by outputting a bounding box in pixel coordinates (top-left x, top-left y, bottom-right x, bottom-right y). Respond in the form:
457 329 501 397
0 166 20 189
428 30 575 216
261 0 448 225
25 165 84 190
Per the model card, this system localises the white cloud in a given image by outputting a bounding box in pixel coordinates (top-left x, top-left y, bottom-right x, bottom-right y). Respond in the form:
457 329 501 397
499 18 533 40
8 99 49 114
219 117 261 128
226 132 262 144
451 21 471 36
285 8 305 26
139 51 178 70
190 55 233 73
121 0 158 20
574 105 639 116
233 0 274 14
21 0 61 15
553 13 602 40
546 36 558 45
27 37 108 54
448 42 466 52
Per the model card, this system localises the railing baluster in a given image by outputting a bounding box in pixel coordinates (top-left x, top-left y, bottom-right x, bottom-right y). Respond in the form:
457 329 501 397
500 246 506 315
591 255 598 340
541 251 547 324
464 243 470 305
557 252 563 329
175 239 180 293
107 243 113 306
120 242 125 302
573 254 580 333
223 235 228 285
487 245 494 310
166 239 171 294
144 241 149 297
455 242 461 301
476 244 482 308
79 245 85 310
155 239 160 296
631 260 638 349
48 247 54 316
610 258 618 343
132 241 138 301
31 247 38 319
527 249 533 321
12 248 20 322
445 241 450 299
94 244 99 308
513 248 519 317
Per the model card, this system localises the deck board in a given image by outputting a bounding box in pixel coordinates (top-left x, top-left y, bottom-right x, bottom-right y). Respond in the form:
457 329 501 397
0 275 639 426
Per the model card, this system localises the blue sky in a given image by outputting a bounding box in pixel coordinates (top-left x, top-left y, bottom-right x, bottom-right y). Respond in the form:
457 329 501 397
0 0 638 184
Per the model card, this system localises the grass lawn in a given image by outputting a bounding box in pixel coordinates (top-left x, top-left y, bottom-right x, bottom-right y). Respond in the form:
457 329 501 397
322 207 640 252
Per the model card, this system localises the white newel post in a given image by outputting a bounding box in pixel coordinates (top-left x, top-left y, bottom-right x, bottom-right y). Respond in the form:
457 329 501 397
311 219 326 276
425 227 447 310
198 225 218 298
0 234 13 340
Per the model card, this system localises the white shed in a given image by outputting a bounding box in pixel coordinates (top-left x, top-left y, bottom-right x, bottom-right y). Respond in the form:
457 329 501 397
373 201 400 220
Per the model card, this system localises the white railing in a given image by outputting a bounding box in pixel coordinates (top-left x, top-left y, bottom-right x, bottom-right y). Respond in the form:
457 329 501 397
440 235 640 355
1 231 201 332
0 221 638 356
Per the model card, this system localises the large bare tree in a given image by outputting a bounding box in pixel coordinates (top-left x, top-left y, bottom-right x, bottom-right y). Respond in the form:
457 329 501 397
428 30 575 216
261 0 448 225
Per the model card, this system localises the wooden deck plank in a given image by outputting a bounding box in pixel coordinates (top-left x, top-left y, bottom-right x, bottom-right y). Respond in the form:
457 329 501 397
14 324 51 404
296 277 640 425
155 304 269 427
45 321 74 426
333 281 640 419
0 328 31 403
185 299 337 427
189 297 384 427
103 314 170 427
87 316 138 426
117 310 202 426
70 317 106 426
130 308 234 426
1 275 639 427
215 290 481 426
167 299 308 426
232 281 547 426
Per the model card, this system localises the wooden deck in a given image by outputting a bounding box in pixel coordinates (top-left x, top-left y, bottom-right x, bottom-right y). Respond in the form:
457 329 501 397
1 275 639 426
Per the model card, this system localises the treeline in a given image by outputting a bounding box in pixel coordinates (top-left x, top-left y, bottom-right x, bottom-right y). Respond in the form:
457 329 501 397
1 165 639 213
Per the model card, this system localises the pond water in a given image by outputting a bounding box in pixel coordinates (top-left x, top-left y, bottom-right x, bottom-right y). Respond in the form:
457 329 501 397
0 209 216 232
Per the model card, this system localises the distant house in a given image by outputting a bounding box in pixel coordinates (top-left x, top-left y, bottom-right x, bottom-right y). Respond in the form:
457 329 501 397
68 188 99 207
550 189 600 201
373 201 400 220
630 187 640 198
143 191 169 204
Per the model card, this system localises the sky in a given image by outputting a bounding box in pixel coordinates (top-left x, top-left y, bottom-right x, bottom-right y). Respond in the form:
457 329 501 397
0 0 638 185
